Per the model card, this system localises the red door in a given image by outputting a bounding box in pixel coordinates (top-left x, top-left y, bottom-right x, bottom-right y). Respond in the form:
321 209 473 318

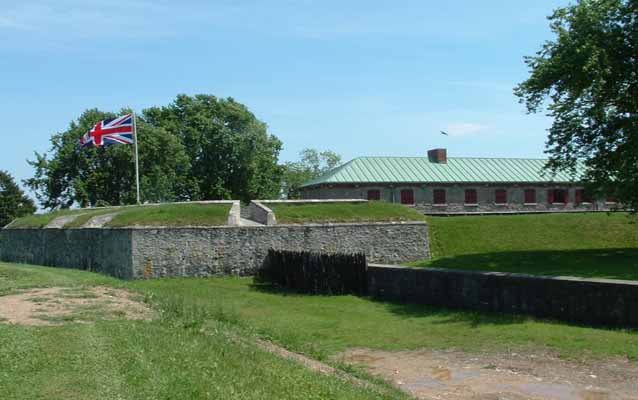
400 189 415 205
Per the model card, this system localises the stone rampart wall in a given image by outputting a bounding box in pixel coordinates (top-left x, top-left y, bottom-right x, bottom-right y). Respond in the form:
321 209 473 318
367 264 638 327
0 229 133 278
0 223 429 280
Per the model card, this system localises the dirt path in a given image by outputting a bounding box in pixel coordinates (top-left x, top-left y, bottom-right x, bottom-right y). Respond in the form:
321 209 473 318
338 348 638 400
0 287 153 326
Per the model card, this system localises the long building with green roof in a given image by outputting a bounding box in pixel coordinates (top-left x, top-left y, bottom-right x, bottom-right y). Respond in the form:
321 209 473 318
300 148 615 213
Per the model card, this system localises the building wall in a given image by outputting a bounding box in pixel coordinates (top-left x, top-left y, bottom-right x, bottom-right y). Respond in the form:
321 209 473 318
301 184 613 213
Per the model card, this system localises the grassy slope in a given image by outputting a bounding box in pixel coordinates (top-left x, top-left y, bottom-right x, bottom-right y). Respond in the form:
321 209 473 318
8 203 231 229
0 263 402 400
269 202 426 224
411 212 638 280
132 276 638 361
7 209 107 229
106 203 231 227
2 263 637 399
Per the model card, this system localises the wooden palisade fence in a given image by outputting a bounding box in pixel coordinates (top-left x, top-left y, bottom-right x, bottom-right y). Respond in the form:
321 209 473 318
260 249 368 295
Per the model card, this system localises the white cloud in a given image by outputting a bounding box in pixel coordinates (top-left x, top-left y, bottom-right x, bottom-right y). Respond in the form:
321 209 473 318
443 122 486 137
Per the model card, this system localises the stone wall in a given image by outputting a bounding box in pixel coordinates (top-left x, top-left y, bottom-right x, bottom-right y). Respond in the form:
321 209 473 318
0 222 429 279
0 229 133 278
367 264 638 327
301 184 614 213
247 201 276 225
131 222 429 278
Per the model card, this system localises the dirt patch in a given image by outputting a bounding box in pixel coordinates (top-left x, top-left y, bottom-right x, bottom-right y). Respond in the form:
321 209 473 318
338 348 638 400
0 286 153 326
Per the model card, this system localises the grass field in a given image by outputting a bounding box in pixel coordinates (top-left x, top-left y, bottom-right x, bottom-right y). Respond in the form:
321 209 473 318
8 202 232 229
0 263 404 400
269 201 426 224
411 212 638 280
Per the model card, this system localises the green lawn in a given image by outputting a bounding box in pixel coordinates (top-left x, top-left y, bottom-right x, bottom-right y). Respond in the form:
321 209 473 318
7 208 113 229
410 212 638 280
0 263 402 400
106 203 231 227
2 263 638 399
8 202 232 229
269 201 426 224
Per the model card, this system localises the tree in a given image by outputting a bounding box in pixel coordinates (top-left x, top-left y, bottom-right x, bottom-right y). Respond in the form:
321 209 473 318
145 94 284 202
27 109 194 209
515 0 638 210
0 171 36 227
282 149 342 199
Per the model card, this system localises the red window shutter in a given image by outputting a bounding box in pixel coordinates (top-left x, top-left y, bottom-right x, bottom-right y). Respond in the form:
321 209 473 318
524 189 536 204
495 189 507 204
575 189 583 204
564 190 569 204
465 189 477 204
433 189 446 205
400 189 414 204
367 190 381 200
547 189 554 204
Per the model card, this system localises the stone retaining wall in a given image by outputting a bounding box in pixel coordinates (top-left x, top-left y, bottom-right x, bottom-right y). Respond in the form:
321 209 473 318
0 222 429 279
367 264 638 327
0 229 133 278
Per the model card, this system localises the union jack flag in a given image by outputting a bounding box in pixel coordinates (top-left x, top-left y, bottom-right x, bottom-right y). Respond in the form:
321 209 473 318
80 113 135 148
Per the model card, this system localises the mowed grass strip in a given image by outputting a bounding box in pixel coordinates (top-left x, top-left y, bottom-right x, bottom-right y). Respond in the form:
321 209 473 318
105 203 231 227
269 201 426 224
0 263 404 400
8 202 232 229
132 276 638 361
7 208 109 229
410 212 638 280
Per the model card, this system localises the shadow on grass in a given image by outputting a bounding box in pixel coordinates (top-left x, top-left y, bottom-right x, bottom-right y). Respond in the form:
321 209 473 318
377 299 529 327
413 248 638 281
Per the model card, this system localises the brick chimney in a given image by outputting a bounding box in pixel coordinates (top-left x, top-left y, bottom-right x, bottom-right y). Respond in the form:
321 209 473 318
427 148 447 164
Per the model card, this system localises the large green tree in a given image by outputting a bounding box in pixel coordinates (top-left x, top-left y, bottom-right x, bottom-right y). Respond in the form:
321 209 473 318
282 149 342 199
0 171 36 227
515 0 638 209
145 94 283 202
27 109 194 209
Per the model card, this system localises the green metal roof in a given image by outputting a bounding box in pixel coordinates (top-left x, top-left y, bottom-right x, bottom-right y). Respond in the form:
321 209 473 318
302 157 584 187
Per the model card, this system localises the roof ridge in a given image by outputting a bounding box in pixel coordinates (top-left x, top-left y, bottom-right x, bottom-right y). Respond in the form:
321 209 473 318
354 155 549 161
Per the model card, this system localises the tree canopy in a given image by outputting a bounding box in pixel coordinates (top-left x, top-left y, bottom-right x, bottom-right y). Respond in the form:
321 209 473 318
27 95 284 209
145 95 283 202
0 170 36 227
282 149 342 199
515 0 637 209
27 109 193 209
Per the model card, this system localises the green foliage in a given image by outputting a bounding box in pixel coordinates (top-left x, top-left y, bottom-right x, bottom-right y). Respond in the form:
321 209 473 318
411 213 638 279
0 171 35 227
282 149 341 199
145 94 284 203
269 201 426 224
515 0 638 210
27 94 285 209
26 109 194 209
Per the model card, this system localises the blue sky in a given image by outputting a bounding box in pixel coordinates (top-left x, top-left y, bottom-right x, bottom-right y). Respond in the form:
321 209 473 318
1 0 568 188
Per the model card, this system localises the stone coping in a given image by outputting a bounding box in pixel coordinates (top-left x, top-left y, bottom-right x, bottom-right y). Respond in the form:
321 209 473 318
368 263 638 286
4 221 428 231
5 200 242 230
256 199 368 204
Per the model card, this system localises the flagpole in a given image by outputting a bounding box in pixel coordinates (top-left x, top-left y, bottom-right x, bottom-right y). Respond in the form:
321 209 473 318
132 112 141 204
